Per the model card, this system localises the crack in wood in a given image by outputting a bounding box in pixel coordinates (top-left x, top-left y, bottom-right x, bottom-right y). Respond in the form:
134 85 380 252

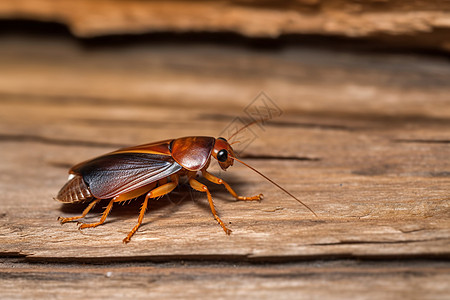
198 113 354 131
0 133 126 148
76 118 188 128
0 268 442 281
0 252 27 258
0 92 198 109
393 139 450 144
1 252 446 265
311 238 450 246
240 154 320 161
199 113 450 127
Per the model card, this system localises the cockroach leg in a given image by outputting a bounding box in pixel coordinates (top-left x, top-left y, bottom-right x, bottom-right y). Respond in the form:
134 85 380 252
58 199 101 224
189 177 232 235
123 176 179 244
77 196 119 230
202 170 263 201
123 194 149 244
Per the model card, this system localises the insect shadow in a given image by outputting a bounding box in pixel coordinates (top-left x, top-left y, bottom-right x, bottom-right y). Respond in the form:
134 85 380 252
57 176 250 226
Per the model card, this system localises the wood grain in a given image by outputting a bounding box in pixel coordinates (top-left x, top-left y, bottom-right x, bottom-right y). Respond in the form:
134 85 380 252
0 34 449 298
1 259 449 300
0 0 450 52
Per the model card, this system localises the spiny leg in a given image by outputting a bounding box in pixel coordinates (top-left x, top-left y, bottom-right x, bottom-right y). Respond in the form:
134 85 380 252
123 175 179 243
202 170 263 201
189 177 231 235
78 196 119 230
122 195 149 244
58 199 101 224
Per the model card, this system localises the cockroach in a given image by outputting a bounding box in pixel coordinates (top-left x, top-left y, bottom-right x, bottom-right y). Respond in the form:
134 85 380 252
56 126 317 243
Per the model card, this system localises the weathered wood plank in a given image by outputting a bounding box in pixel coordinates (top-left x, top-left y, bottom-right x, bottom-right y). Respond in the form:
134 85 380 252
0 35 449 261
0 259 449 300
0 33 449 298
0 0 450 52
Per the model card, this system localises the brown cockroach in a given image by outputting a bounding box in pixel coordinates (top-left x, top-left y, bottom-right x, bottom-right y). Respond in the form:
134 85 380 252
56 127 316 243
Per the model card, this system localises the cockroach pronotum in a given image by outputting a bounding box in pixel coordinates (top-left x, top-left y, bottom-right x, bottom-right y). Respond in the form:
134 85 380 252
56 124 317 243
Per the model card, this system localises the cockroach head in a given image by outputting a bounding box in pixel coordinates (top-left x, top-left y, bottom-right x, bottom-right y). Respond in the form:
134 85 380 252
212 137 235 170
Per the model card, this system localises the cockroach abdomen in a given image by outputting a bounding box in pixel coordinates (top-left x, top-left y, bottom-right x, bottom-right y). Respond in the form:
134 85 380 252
56 175 93 203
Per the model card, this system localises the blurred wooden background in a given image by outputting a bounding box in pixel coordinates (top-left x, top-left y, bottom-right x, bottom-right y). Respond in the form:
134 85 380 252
0 1 449 299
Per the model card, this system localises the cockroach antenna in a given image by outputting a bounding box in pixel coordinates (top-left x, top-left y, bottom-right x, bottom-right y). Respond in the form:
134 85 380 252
227 118 317 217
227 118 265 141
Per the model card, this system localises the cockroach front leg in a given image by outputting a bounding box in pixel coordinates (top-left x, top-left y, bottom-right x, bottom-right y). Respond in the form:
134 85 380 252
189 177 232 235
58 199 101 224
202 170 263 201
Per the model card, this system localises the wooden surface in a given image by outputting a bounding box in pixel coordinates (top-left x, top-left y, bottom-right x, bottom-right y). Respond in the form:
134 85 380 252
0 33 449 299
0 0 450 52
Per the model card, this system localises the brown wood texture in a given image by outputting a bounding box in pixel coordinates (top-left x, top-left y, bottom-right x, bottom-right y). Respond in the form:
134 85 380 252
0 34 449 298
0 0 450 52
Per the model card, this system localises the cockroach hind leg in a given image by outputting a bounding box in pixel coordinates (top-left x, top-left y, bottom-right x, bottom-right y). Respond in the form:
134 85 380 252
223 226 232 235
236 193 263 201
58 216 80 224
57 199 100 225
77 221 102 230
77 198 116 230
214 217 232 235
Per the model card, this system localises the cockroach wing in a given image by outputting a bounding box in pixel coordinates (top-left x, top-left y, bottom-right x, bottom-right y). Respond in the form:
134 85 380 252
71 153 182 199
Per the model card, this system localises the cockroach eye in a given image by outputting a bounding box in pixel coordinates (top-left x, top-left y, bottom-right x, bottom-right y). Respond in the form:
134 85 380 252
217 149 228 162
